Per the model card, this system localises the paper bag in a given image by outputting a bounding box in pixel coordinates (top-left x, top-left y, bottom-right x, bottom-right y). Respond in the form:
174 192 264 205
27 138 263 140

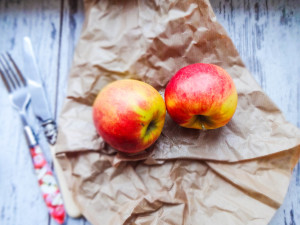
55 0 300 224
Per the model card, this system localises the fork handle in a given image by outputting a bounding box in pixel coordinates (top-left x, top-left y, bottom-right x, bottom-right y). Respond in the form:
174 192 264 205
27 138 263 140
24 126 66 224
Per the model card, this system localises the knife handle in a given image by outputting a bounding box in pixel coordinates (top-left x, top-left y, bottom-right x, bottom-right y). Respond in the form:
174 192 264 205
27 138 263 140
24 126 66 224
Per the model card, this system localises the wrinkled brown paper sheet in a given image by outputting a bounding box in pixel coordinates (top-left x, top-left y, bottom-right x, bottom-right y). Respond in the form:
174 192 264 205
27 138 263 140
55 0 300 224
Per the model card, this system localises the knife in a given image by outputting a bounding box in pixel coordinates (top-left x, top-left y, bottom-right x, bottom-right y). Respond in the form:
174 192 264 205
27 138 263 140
22 37 57 145
22 36 82 218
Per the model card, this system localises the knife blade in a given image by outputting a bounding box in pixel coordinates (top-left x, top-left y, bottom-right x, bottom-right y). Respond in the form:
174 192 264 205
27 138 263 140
22 37 57 145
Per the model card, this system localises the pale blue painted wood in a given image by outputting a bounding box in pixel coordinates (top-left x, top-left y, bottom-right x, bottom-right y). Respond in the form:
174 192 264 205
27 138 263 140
0 0 299 225
210 1 300 224
0 0 63 224
0 0 88 225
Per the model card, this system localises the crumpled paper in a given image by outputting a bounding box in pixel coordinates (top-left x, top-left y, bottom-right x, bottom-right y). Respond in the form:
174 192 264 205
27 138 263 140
55 0 300 224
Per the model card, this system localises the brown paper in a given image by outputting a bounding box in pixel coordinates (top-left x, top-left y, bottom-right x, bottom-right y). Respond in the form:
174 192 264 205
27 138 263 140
55 0 300 224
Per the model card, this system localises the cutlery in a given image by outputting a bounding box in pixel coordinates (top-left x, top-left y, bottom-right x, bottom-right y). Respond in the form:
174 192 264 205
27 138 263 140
22 37 57 145
0 53 66 224
22 37 82 218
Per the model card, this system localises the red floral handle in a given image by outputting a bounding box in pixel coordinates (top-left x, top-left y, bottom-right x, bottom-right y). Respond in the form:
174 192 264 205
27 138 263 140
30 144 65 224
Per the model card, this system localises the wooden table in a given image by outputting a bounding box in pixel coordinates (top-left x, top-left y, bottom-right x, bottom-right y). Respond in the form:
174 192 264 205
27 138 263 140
0 0 299 224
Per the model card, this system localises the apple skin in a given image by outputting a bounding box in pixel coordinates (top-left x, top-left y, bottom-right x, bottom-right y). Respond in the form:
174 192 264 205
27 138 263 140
164 63 238 130
93 79 166 154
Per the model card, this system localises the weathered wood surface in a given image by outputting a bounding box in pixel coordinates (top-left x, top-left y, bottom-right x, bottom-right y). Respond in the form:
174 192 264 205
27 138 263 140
0 0 88 224
210 1 300 224
0 0 299 225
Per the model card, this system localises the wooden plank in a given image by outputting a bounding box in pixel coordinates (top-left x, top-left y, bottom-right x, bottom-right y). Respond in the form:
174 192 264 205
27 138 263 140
210 1 300 224
0 1 62 224
55 0 85 118
210 0 300 127
49 0 86 224
0 0 87 224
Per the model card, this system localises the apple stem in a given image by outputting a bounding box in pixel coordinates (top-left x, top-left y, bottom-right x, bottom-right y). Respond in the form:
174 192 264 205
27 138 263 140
201 123 206 131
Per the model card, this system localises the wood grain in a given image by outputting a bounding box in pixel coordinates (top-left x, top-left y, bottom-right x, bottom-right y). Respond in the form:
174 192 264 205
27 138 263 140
0 1 63 224
211 0 300 127
56 0 85 119
0 0 87 224
0 0 299 225
210 1 300 224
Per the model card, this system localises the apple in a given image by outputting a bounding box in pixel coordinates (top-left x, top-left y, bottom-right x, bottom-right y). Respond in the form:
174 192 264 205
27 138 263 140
93 79 166 153
164 63 238 130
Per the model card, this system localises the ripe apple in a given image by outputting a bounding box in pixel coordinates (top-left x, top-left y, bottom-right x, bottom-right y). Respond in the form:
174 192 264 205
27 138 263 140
164 63 238 130
93 79 166 154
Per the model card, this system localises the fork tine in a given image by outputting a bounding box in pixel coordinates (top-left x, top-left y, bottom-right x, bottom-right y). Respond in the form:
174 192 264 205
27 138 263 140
1 53 25 89
6 52 27 87
0 54 14 92
0 53 20 90
0 67 12 92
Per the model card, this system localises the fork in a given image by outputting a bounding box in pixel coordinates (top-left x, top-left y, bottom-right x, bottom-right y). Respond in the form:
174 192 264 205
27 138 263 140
0 52 66 224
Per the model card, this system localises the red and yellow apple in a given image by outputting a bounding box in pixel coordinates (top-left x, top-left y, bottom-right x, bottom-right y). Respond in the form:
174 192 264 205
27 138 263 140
165 63 238 130
93 79 166 153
